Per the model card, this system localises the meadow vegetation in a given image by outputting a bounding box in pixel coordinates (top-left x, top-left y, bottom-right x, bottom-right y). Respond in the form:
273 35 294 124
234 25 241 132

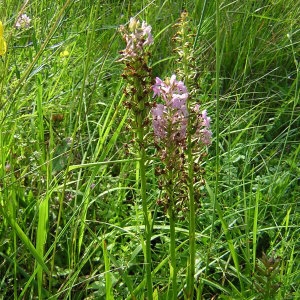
0 0 299 299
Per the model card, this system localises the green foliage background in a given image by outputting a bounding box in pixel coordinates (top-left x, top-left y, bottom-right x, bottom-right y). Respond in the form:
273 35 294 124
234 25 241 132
0 0 299 299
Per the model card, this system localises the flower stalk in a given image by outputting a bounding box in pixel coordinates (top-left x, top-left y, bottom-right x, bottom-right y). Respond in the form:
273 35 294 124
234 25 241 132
152 74 211 298
177 12 196 298
136 99 153 300
172 11 212 298
169 202 177 299
119 17 154 299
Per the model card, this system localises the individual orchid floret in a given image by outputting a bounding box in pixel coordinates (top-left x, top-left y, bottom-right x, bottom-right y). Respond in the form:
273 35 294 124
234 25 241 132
128 17 138 31
201 109 211 128
119 17 153 60
141 21 153 46
200 110 212 145
16 14 31 29
152 104 167 139
152 77 164 98
192 106 212 145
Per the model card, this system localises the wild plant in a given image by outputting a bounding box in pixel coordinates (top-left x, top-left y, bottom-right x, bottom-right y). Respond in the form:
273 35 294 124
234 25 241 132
119 17 154 299
151 74 211 299
0 1 298 299
253 252 282 299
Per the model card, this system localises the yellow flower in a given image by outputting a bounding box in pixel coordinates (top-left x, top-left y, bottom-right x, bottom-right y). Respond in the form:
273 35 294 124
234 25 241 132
60 50 69 58
0 21 7 56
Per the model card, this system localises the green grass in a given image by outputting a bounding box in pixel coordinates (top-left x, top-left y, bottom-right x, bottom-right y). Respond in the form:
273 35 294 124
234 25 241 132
0 0 299 299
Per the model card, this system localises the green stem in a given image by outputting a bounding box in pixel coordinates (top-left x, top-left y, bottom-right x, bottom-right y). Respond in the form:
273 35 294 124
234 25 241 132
186 137 195 299
136 113 153 300
215 0 221 191
179 12 196 299
200 0 222 295
169 210 177 300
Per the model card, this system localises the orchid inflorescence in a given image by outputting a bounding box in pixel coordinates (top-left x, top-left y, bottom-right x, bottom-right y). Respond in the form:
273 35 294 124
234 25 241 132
152 74 212 147
118 17 154 151
119 17 153 61
119 17 155 297
152 75 189 144
151 74 212 216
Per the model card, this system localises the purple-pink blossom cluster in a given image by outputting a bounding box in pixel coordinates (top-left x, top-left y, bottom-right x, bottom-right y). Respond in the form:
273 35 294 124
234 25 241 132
16 14 31 29
152 75 188 143
119 17 153 60
152 75 212 146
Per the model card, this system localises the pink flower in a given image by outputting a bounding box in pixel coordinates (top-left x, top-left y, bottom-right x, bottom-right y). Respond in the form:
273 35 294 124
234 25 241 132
152 75 189 143
152 74 212 146
171 93 188 110
16 14 31 29
152 77 164 98
201 110 211 127
152 104 167 139
141 21 153 46
119 17 153 60
198 109 212 145
152 74 188 105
